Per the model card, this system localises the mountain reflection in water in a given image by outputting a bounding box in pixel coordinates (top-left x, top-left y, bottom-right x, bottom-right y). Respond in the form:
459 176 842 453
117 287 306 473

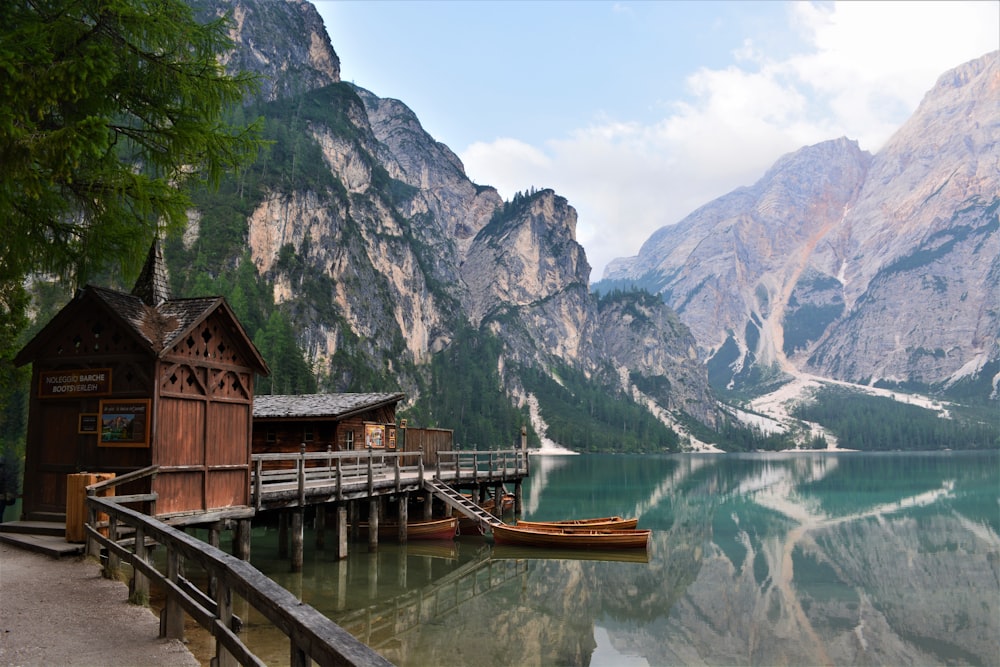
242 451 998 667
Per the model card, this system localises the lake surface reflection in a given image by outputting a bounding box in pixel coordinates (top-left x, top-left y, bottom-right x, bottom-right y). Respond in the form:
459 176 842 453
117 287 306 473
244 451 999 666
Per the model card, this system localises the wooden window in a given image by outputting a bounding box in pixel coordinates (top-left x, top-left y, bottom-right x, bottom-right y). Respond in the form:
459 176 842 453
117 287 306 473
265 430 276 443
303 426 314 442
345 430 354 449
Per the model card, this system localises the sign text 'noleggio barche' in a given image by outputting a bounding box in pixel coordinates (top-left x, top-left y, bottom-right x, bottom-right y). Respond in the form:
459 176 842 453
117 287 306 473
38 368 113 398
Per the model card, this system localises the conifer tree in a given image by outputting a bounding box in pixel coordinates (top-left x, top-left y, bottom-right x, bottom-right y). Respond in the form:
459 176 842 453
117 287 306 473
0 0 263 410
0 0 262 302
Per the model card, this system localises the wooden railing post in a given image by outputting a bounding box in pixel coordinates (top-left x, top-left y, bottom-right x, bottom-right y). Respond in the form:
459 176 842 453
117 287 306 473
216 581 238 667
163 548 185 640
104 514 120 579
297 443 306 508
394 453 401 490
522 425 530 477
336 456 343 500
254 457 263 512
418 446 424 486
130 523 149 605
85 498 100 559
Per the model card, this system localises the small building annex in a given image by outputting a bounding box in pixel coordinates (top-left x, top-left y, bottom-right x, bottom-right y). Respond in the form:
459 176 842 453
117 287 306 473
252 392 406 455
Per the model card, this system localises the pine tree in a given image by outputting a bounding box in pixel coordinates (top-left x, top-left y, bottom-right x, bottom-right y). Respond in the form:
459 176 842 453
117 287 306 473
0 0 263 296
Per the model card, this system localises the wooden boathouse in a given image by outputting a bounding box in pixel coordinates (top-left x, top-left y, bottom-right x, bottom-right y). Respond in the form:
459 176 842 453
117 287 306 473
13 243 268 526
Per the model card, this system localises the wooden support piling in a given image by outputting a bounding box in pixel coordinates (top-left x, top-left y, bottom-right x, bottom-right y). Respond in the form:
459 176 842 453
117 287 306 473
234 519 251 561
291 509 304 572
397 493 408 544
368 498 379 552
423 490 434 520
337 506 348 560
349 501 359 542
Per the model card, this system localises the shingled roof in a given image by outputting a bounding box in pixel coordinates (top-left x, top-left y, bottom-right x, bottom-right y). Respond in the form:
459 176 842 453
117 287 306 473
87 286 224 353
253 393 406 420
131 240 171 307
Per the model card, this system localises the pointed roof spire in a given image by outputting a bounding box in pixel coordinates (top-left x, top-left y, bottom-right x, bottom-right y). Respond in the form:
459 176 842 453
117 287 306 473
132 240 171 307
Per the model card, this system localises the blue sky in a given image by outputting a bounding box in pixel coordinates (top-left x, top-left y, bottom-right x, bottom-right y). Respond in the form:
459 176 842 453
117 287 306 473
314 1 999 278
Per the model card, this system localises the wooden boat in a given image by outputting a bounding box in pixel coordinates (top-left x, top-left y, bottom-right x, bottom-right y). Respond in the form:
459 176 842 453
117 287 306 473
515 516 638 531
490 523 650 550
358 517 458 541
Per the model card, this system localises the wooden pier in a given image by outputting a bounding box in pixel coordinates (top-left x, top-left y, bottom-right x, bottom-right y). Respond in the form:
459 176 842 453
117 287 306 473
248 446 524 570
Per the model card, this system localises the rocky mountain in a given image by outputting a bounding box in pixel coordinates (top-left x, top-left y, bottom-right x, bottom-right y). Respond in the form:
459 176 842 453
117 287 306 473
179 0 720 450
601 52 999 400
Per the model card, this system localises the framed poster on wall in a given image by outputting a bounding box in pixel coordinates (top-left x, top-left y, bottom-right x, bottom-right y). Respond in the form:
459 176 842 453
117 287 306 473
364 422 384 449
99 399 151 447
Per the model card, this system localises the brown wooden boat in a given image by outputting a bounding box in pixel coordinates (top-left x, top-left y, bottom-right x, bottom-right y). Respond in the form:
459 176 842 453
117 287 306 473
491 523 650 550
515 516 638 531
358 517 458 541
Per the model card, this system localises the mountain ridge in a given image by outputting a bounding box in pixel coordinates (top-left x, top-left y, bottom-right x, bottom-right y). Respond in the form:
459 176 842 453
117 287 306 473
166 1 995 455
601 51 999 399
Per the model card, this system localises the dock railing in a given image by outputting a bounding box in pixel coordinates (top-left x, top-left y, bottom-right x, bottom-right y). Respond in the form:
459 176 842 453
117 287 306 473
435 448 528 482
251 447 528 507
84 472 393 667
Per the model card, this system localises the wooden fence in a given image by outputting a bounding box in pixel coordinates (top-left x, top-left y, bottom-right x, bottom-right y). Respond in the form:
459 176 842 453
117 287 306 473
84 471 393 667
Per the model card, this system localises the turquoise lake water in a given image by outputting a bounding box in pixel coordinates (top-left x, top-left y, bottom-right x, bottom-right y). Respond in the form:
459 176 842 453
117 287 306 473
239 451 999 666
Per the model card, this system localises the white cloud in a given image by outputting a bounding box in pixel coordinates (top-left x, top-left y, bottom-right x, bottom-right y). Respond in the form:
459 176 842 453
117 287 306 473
460 1 999 280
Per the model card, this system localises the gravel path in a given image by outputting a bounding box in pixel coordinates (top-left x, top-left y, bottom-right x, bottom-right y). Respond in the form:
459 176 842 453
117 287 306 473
0 543 200 666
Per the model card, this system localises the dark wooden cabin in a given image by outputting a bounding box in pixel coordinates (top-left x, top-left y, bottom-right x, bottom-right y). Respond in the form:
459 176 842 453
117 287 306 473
14 244 269 521
252 393 405 458
252 393 454 465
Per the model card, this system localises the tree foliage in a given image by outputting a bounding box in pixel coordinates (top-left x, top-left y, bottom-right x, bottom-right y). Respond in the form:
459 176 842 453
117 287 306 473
791 386 998 450
0 0 264 474
0 0 263 293
405 328 529 449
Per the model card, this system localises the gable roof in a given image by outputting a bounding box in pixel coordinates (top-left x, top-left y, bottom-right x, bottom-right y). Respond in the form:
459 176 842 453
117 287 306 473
253 393 406 421
15 285 269 375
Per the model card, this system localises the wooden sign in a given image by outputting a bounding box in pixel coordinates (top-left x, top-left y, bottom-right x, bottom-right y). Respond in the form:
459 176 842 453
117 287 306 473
99 399 150 448
39 368 112 398
78 413 99 434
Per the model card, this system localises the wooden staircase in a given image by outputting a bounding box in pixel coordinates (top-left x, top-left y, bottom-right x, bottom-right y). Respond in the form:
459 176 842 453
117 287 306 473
422 479 504 533
0 513 86 558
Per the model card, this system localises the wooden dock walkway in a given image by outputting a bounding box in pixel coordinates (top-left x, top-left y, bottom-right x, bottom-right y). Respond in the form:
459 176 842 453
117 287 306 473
251 448 529 512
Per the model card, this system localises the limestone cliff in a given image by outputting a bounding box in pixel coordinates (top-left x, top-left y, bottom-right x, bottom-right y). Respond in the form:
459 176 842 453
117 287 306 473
180 0 721 446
